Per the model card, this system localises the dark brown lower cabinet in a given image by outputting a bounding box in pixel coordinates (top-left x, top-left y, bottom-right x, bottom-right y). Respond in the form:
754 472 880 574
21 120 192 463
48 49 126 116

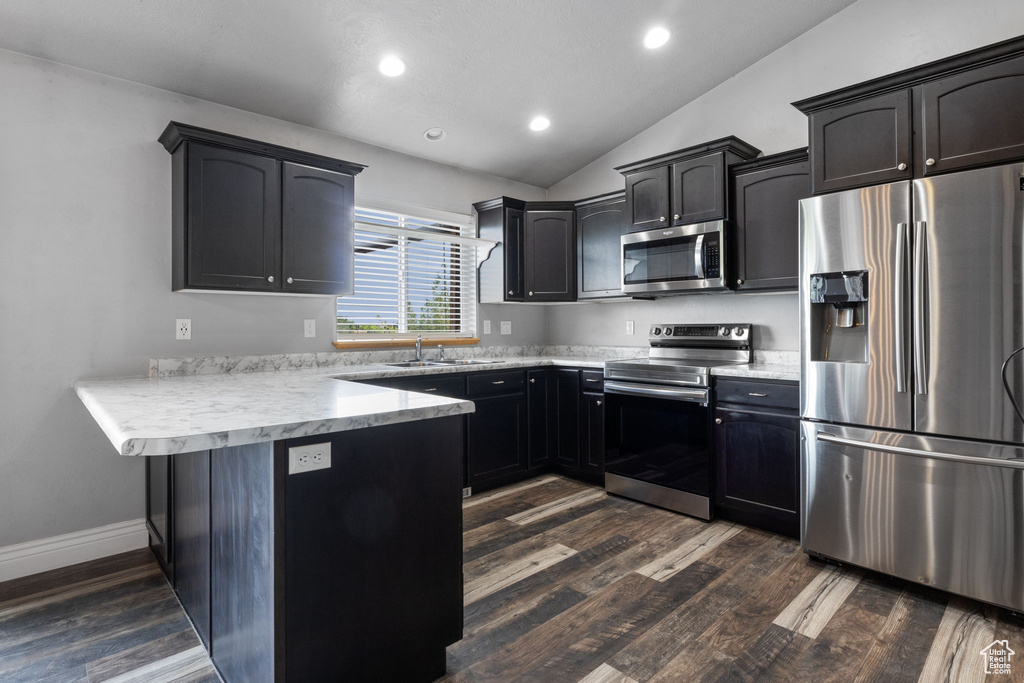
466 392 528 487
527 370 554 469
714 379 799 538
553 369 581 470
579 392 605 484
149 417 464 683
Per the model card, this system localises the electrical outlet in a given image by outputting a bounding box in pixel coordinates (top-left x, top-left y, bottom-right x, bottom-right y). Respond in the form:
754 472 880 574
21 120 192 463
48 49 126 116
626 320 635 335
500 321 512 335
304 319 316 338
176 319 191 340
483 320 492 335
288 442 332 474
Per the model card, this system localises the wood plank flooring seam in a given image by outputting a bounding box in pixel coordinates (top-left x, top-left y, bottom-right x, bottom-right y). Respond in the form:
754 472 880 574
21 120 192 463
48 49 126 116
462 476 561 509
463 544 579 604
506 490 607 526
634 523 742 583
577 662 641 683
772 564 862 638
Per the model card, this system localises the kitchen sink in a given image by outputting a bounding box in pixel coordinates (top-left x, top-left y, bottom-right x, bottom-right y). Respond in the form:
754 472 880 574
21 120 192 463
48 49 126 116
383 361 448 368
433 359 504 365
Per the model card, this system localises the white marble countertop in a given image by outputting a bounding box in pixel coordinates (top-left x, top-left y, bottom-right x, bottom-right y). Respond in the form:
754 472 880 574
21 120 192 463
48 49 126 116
75 354 798 457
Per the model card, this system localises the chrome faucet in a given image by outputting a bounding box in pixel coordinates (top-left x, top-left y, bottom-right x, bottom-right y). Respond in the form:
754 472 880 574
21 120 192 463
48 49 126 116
437 344 446 361
414 334 423 362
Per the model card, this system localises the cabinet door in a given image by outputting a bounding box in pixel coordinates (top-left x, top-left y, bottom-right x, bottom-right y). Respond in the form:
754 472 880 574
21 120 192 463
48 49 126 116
504 207 526 301
554 370 580 469
580 392 605 479
146 455 172 578
625 167 670 232
187 143 280 290
527 370 553 469
731 160 809 291
281 162 355 295
577 198 627 300
809 90 912 194
466 393 527 485
714 406 799 537
919 53 1024 175
525 210 575 302
172 450 211 648
671 153 725 225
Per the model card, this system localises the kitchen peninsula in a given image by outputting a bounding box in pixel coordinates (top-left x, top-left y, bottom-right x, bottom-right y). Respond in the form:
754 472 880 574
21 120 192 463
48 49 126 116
75 370 473 683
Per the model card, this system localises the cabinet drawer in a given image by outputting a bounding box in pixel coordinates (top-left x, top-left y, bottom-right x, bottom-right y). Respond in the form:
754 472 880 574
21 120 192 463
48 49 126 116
716 379 798 411
467 370 525 397
391 375 465 399
580 370 604 392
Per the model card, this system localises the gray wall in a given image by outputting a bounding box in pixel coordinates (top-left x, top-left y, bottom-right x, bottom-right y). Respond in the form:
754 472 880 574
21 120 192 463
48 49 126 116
544 0 1024 349
0 48 545 548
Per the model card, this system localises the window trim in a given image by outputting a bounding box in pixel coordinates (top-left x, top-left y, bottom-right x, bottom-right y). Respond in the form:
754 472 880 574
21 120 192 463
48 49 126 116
336 198 488 348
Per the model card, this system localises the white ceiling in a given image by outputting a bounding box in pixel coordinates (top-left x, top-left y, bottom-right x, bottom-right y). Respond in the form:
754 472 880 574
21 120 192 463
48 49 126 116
0 0 857 187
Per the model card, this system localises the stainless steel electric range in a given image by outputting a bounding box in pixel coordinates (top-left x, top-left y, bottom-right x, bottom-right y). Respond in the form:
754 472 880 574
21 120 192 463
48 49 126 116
603 323 752 519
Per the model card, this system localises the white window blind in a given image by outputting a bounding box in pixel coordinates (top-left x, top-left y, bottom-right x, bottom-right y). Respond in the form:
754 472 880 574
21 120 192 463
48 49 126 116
337 206 477 340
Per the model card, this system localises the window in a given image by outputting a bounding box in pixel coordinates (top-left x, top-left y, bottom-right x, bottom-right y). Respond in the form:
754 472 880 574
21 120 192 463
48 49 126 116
337 202 478 342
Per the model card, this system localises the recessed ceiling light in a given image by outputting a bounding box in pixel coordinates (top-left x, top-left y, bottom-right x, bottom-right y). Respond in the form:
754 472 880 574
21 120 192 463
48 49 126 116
379 54 406 77
424 127 446 141
643 27 671 49
529 116 550 132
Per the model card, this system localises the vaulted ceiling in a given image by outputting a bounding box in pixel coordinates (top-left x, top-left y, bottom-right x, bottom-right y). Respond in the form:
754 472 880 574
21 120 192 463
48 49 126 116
0 0 858 186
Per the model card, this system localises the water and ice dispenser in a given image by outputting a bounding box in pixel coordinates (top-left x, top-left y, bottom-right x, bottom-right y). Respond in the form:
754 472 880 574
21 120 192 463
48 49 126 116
808 270 869 363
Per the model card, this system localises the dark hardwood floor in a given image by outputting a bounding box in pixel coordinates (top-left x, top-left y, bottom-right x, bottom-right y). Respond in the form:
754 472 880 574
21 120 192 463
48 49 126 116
2 474 1023 682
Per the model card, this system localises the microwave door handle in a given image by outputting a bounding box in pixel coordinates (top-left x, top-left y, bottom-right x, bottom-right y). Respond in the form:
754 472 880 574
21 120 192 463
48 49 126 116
694 234 705 279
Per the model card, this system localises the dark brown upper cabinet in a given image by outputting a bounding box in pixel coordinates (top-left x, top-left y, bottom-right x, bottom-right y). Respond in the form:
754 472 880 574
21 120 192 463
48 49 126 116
794 36 1024 194
671 153 726 225
524 203 576 302
575 191 627 300
807 90 912 194
475 197 526 303
918 52 1024 176
476 198 575 303
160 122 365 295
616 137 761 233
623 167 670 231
729 149 810 292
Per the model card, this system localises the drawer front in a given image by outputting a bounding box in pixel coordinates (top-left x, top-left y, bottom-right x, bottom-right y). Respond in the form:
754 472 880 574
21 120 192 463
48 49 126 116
467 370 526 398
716 379 798 411
580 370 604 392
391 375 465 399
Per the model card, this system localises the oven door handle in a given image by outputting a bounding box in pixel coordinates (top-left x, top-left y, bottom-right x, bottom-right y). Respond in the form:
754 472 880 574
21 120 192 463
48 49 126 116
604 381 708 404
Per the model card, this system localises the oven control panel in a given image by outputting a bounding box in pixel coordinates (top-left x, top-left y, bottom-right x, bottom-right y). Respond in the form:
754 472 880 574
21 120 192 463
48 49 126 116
650 323 750 341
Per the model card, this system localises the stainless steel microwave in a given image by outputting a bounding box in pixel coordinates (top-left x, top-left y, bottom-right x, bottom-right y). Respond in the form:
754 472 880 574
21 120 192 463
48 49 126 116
621 220 728 295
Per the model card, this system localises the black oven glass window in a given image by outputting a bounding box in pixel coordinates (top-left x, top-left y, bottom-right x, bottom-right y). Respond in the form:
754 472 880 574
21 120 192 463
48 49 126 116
623 235 699 285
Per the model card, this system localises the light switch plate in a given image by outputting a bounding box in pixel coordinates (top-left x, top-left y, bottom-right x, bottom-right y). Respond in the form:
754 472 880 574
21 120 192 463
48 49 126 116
304 319 316 338
500 321 512 335
626 320 635 335
483 320 492 335
288 442 331 474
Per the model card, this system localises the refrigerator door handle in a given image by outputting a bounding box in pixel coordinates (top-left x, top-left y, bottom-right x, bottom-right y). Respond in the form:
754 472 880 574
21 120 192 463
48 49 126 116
894 222 908 393
913 221 928 395
816 432 1024 470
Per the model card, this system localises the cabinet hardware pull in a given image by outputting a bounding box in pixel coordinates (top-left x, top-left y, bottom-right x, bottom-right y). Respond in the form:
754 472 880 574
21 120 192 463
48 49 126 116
897 162 907 171
424 388 437 391
528 291 533 296
660 216 666 221
267 276 274 283
748 392 767 397
286 277 294 284
491 380 505 385
925 158 936 166
586 378 600 382
596 400 602 406
737 279 744 285
715 418 723 424
508 290 513 295
529 378 535 383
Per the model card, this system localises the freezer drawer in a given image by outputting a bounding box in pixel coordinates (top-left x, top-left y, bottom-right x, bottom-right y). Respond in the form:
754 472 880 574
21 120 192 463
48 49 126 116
802 421 1024 612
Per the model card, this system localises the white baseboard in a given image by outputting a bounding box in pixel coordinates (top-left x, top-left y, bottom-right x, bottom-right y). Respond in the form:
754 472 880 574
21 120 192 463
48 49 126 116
0 519 150 583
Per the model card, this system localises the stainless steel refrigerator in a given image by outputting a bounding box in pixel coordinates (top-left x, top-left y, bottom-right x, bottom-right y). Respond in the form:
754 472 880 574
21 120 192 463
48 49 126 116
799 162 1024 612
